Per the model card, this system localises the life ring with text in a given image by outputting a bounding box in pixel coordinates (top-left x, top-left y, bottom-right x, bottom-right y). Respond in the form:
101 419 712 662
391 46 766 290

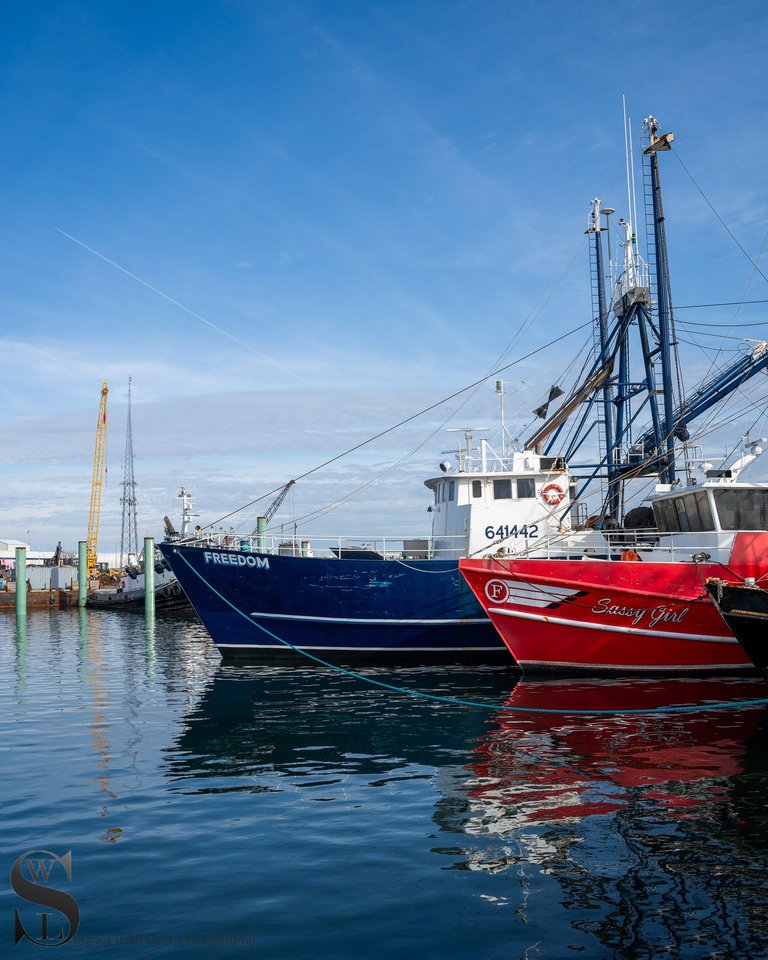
540 483 565 506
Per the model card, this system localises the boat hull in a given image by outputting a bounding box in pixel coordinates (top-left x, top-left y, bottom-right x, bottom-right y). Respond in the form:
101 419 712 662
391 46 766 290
459 554 758 674
159 543 505 659
87 580 191 612
706 582 768 671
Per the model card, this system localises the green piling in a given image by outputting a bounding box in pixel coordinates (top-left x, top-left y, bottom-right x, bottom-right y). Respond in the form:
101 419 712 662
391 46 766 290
144 537 155 617
15 547 26 617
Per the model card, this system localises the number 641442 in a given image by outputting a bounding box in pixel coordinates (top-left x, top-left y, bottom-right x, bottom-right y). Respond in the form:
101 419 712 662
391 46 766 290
484 524 539 540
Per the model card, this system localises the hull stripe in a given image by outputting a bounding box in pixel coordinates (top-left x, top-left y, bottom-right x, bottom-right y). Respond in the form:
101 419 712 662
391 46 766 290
517 658 753 672
249 611 488 626
217 643 503 651
486 605 736 644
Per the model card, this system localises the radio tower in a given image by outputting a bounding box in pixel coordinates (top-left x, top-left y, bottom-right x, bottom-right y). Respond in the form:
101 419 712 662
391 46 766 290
119 376 139 569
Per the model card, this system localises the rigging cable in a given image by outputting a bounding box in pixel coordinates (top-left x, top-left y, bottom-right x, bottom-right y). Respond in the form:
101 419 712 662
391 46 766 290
204 316 595 530
280 233 594 531
671 150 768 287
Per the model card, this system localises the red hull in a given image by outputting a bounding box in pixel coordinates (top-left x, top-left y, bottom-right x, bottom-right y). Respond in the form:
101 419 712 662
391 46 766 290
459 533 768 673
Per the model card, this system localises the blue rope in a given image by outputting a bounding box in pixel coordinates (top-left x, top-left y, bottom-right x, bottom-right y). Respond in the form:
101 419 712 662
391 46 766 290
174 549 768 717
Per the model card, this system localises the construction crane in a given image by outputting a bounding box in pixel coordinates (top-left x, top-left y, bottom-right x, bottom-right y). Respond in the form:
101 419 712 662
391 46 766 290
87 382 109 576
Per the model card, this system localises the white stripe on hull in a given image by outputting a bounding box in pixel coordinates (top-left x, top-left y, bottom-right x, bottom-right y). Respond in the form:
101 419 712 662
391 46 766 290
487 605 737 644
517 658 753 672
217 643 503 651
489 579 580 608
249 611 488 626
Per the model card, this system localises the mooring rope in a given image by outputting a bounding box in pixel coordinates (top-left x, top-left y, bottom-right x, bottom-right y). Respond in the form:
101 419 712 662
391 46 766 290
172 549 768 716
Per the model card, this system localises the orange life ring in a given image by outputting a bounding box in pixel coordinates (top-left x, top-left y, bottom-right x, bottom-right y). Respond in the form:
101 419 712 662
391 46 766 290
541 483 565 506
621 549 641 561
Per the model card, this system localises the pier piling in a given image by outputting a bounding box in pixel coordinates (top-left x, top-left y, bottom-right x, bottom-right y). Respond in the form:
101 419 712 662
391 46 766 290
144 537 155 617
15 547 26 617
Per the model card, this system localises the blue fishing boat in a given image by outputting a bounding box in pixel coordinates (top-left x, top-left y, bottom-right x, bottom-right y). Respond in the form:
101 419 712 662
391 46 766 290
159 421 578 659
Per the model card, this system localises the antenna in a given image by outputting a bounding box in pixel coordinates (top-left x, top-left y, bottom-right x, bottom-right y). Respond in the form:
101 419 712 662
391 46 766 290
623 95 633 236
496 380 506 459
447 427 489 464
620 95 642 291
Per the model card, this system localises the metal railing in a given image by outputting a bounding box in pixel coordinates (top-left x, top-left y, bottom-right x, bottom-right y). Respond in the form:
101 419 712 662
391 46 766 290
174 531 470 560
506 526 736 563
172 526 738 565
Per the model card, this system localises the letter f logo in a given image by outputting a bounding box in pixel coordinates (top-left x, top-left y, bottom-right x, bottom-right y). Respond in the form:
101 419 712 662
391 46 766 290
485 580 509 603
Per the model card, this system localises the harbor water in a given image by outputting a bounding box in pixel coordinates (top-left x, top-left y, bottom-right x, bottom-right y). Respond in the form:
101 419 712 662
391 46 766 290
3 611 768 958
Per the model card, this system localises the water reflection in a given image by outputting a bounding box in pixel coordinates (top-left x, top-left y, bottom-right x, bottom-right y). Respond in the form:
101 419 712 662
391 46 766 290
168 663 516 786
451 676 768 956
465 677 768 827
166 665 768 956
14 613 26 689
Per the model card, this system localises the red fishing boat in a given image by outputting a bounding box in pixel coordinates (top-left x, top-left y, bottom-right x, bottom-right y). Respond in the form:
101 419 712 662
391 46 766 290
461 528 768 674
459 114 768 674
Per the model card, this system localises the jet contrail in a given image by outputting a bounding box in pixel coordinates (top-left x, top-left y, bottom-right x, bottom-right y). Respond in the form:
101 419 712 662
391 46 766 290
55 227 304 380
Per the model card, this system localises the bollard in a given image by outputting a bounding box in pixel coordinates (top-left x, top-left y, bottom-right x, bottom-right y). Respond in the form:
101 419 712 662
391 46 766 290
144 537 155 617
78 540 88 607
15 547 26 617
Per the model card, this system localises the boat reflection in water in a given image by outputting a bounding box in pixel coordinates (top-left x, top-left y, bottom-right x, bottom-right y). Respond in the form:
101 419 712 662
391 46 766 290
466 676 768 826
169 663 516 783
450 676 768 954
170 666 768 956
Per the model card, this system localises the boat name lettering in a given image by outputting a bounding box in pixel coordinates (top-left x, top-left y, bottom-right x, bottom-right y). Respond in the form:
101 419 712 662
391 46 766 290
591 598 647 625
203 552 270 570
648 604 690 628
591 598 689 628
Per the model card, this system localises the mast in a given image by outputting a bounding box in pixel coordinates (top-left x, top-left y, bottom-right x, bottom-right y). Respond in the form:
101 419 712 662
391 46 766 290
643 115 677 485
539 112 674 519
587 199 615 484
119 377 139 568
178 488 196 537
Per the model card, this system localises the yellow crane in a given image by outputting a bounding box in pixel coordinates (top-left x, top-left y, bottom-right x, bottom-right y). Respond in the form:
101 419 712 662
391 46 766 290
86 381 109 576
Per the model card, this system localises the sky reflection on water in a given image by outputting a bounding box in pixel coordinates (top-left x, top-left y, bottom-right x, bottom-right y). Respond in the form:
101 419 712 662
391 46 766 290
3 610 768 958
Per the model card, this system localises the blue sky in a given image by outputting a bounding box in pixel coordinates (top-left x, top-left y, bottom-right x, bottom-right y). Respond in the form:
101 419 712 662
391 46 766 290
2 0 768 553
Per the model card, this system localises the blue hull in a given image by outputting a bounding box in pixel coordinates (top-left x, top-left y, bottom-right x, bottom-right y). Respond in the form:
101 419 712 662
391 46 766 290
159 543 506 660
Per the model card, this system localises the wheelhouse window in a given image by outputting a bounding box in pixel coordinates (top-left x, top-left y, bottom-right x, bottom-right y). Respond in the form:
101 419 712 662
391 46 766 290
517 478 535 499
652 498 677 532
493 478 512 500
447 479 456 501
713 488 768 530
472 480 483 498
653 492 715 533
687 491 715 531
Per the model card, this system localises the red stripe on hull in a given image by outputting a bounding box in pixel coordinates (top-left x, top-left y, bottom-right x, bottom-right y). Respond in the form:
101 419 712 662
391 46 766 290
459 556 758 673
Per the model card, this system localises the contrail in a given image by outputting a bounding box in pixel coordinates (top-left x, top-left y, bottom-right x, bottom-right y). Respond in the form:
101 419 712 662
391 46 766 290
55 227 303 379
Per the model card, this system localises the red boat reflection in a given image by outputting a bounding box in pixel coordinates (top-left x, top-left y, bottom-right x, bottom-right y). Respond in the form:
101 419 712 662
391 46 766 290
466 677 768 825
